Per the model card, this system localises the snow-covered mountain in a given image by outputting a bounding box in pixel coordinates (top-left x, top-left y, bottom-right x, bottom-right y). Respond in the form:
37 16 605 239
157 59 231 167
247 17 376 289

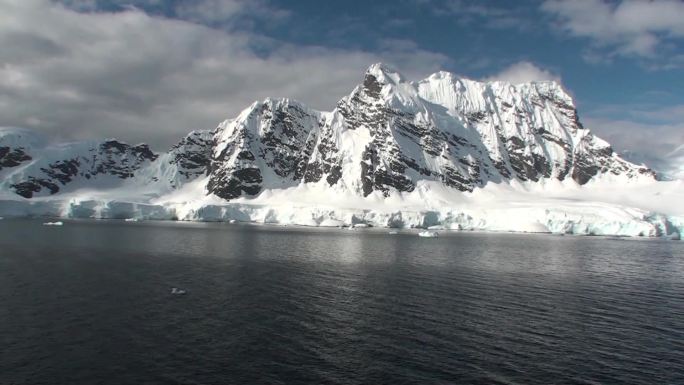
1 64 681 239
203 63 653 200
0 127 157 198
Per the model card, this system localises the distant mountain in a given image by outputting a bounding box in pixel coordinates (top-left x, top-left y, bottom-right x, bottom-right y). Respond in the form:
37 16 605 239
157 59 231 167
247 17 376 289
0 127 157 198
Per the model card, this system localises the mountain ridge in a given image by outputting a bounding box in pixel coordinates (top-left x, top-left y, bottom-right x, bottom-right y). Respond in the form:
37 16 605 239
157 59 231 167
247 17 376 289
0 63 655 201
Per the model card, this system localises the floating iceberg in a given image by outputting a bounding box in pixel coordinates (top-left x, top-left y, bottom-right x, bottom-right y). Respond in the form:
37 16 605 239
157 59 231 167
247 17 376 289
43 221 64 226
170 287 186 295
427 225 445 230
418 230 438 238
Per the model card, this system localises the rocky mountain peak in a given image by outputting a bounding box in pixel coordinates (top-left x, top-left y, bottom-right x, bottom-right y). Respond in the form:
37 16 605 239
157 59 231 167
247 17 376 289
365 62 405 85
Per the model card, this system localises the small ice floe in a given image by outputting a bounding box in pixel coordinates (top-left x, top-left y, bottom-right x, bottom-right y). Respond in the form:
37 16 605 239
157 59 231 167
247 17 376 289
170 287 187 295
418 230 438 238
124 218 140 222
0 216 4 220
43 221 64 226
353 223 369 228
388 230 399 235
229 219 237 224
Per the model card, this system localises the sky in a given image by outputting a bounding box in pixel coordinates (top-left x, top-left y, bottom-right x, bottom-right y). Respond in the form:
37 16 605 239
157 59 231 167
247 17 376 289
1 0 683 170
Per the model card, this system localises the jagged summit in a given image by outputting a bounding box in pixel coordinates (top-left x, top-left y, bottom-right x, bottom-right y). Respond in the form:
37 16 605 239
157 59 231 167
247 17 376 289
0 64 654 201
365 62 406 85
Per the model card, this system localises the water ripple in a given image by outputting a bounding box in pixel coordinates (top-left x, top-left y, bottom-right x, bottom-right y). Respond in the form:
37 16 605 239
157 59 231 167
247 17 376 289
0 219 683 384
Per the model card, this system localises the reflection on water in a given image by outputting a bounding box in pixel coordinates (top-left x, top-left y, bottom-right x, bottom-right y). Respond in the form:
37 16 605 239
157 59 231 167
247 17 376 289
0 219 683 385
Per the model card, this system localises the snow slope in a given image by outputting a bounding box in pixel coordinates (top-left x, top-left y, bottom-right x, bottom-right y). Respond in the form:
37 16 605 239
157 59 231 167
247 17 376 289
0 64 681 239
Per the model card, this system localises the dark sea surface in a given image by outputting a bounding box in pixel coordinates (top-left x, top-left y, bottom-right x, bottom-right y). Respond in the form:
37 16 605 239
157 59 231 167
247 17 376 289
0 218 683 385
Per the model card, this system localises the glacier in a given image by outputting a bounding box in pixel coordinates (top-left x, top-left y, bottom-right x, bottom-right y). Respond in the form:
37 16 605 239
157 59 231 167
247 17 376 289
0 64 682 240
1 176 681 239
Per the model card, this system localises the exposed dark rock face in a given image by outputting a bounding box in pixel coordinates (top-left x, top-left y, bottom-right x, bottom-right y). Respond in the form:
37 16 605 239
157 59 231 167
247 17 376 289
0 146 32 170
207 166 263 199
7 140 158 198
325 68 493 195
92 141 157 179
42 159 81 184
11 177 59 198
363 74 383 99
168 130 214 181
302 126 342 186
259 103 319 178
207 99 322 200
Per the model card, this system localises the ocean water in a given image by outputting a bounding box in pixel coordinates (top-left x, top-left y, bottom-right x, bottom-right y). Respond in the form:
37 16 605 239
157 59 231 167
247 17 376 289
0 219 683 385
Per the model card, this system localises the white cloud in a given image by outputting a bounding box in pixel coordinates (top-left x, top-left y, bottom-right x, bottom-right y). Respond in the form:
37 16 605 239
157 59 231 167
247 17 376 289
583 104 684 178
428 0 532 31
58 0 98 11
542 0 684 64
174 0 244 22
174 0 289 25
635 104 684 123
0 0 450 149
484 61 561 84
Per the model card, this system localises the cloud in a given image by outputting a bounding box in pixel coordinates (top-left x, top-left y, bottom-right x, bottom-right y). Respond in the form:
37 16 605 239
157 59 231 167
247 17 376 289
174 0 244 22
58 0 97 11
633 104 684 124
0 0 450 149
484 61 561 84
541 0 684 65
173 0 290 27
583 104 684 177
425 0 533 31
